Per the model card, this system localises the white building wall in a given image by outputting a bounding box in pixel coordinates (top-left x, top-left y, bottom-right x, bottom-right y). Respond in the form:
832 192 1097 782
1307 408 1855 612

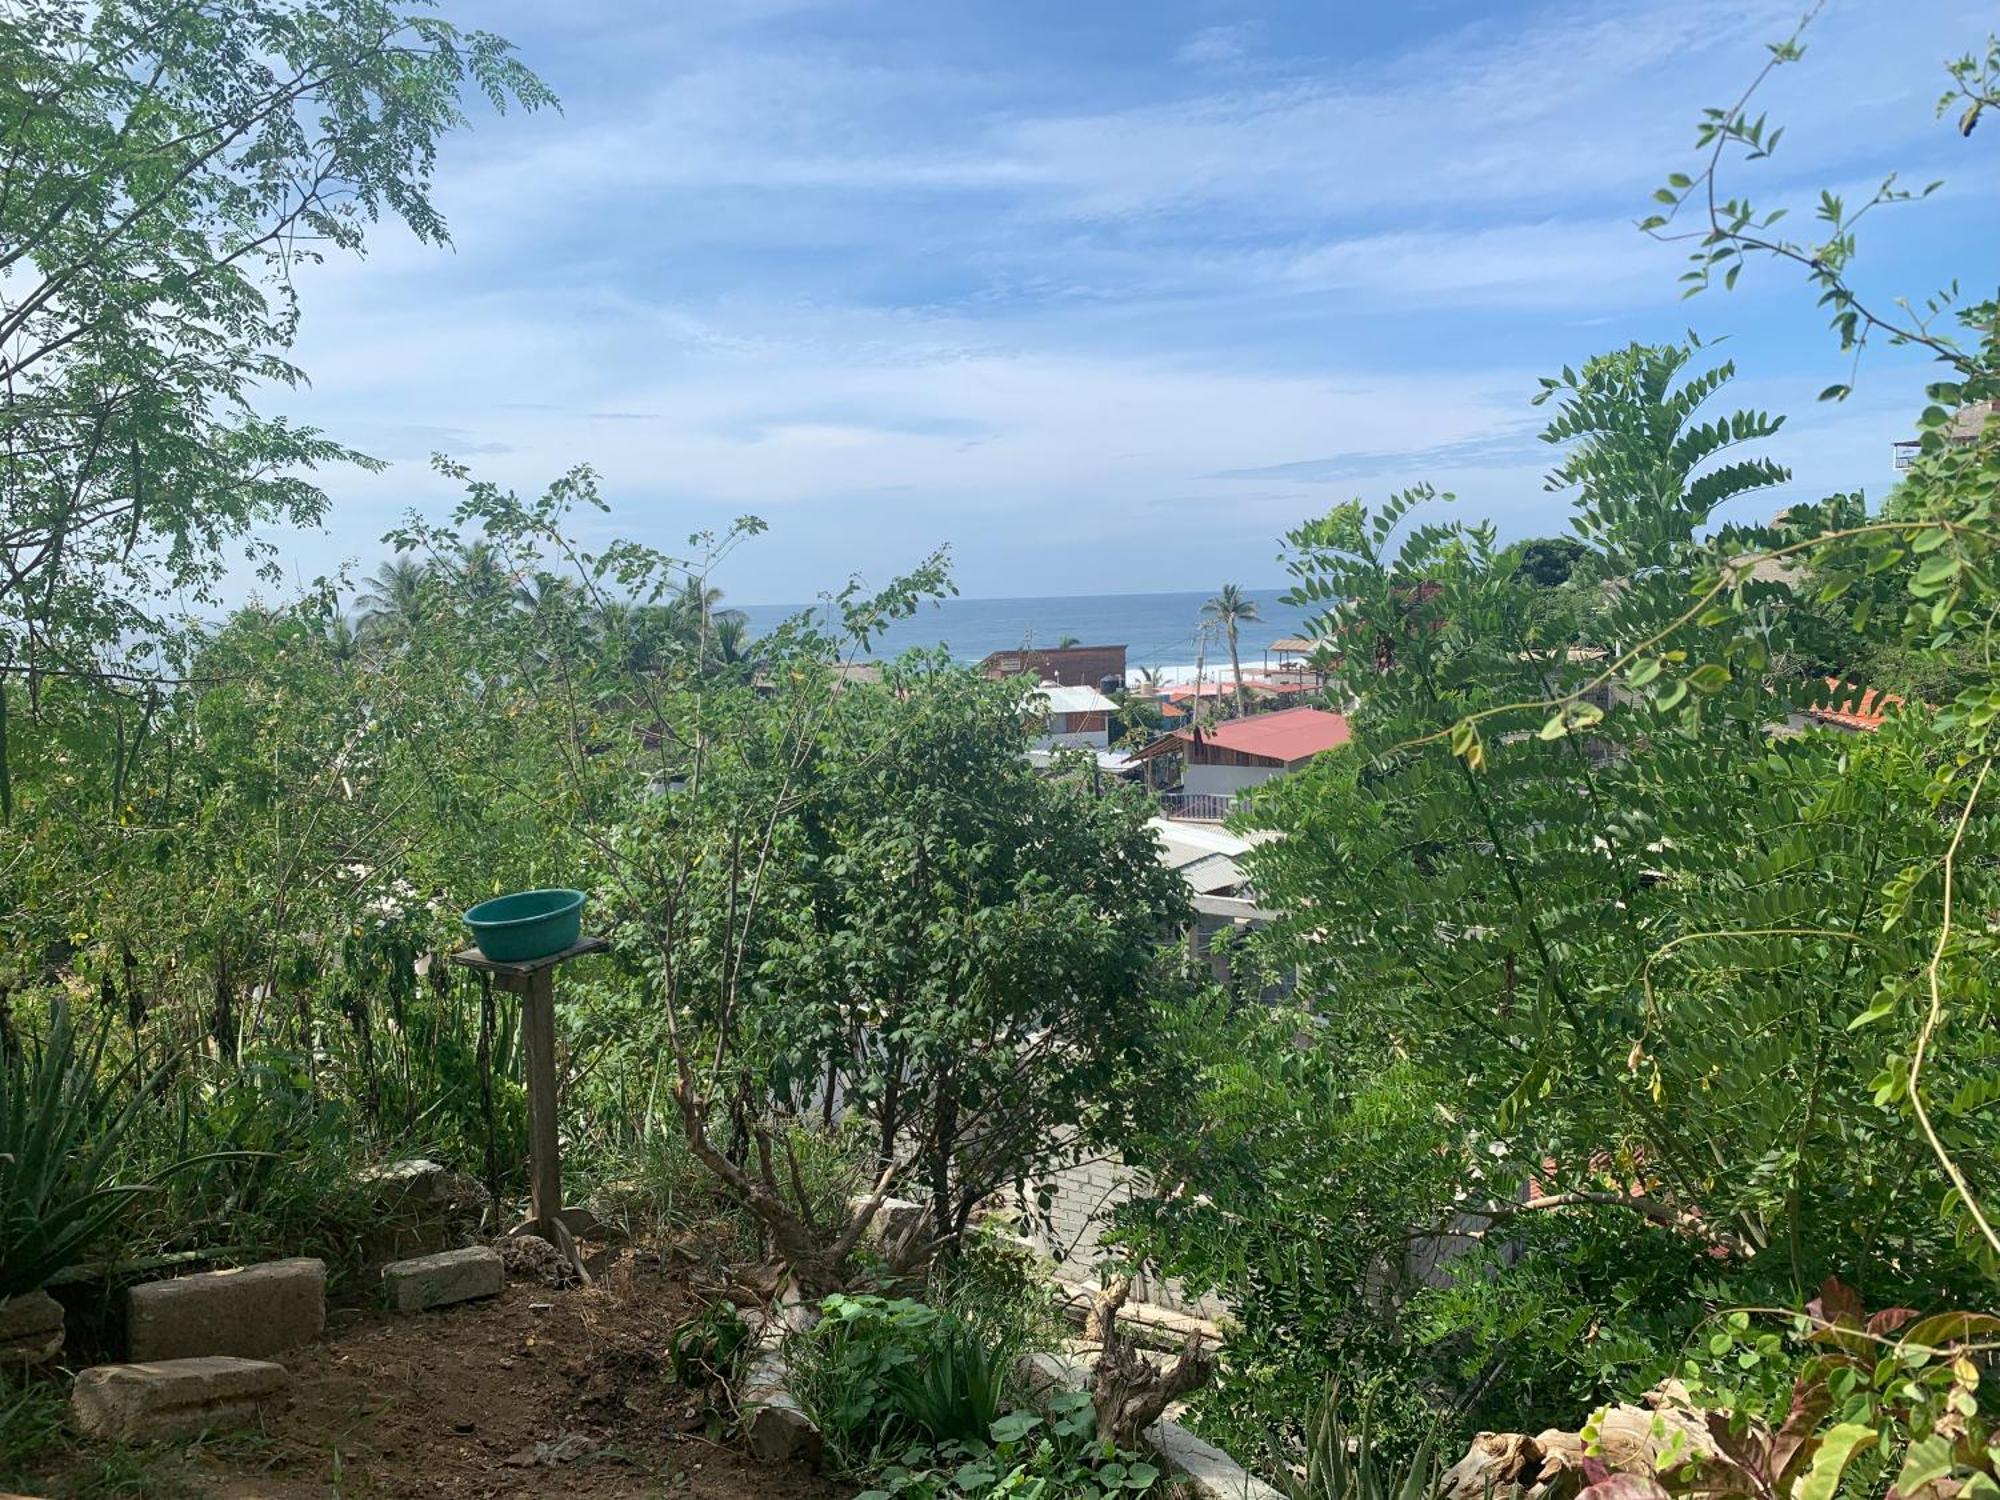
1037 726 1111 749
1183 762 1285 798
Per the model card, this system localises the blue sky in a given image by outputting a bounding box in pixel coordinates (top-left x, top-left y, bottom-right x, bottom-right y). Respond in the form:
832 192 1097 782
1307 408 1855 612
265 0 2000 604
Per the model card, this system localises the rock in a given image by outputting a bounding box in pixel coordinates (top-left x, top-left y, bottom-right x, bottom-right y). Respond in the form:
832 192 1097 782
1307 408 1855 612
741 1347 822 1464
496 1235 573 1288
1145 1416 1288 1500
360 1158 450 1208
847 1194 931 1264
127 1258 325 1362
70 1357 289 1441
0 1290 64 1365
1014 1349 1092 1399
382 1247 504 1313
503 1432 596 1467
737 1300 823 1463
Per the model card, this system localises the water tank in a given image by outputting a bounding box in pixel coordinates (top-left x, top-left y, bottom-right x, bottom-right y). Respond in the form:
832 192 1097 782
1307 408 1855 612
1100 673 1124 696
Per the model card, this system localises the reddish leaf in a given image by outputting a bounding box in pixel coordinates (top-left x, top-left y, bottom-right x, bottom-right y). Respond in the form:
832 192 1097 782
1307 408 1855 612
1809 1276 1864 1329
1774 1378 1834 1490
1903 1312 2000 1350
1867 1307 1919 1337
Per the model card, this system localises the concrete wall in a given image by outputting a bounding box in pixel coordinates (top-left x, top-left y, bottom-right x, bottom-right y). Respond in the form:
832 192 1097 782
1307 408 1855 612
1038 714 1110 749
1015 1151 1227 1320
1183 762 1285 798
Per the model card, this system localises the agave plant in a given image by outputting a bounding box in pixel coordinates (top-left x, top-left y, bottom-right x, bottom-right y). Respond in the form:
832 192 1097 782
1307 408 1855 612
1271 1387 1445 1500
0 1001 164 1296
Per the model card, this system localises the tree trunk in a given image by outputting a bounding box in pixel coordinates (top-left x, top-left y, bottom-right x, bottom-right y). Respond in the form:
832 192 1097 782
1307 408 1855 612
1227 620 1245 719
1085 1276 1214 1450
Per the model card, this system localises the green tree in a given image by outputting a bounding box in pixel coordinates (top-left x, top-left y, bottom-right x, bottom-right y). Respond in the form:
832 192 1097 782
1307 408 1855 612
1507 536 1591 589
353 556 433 642
0 0 551 672
1201 584 1260 718
1122 343 2000 1452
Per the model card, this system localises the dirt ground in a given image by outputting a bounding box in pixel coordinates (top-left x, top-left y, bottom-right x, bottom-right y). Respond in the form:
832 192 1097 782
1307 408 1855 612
26 1246 850 1500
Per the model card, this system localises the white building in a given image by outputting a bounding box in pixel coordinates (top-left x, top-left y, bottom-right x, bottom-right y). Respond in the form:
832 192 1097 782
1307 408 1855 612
1029 681 1120 749
1134 705 1351 798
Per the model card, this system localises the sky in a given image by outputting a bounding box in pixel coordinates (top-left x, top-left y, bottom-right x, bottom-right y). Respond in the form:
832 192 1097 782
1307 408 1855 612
262 0 2000 605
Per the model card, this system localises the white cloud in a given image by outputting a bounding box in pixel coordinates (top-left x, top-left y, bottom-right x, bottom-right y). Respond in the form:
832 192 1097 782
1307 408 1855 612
1175 25 1254 68
248 0 1992 599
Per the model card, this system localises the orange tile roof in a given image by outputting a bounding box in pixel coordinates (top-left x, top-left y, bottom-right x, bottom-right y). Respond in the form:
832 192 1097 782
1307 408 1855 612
1809 678 1903 732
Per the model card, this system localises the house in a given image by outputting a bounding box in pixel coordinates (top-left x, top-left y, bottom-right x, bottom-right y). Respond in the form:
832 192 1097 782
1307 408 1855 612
1028 681 1120 749
1792 678 1904 735
1133 705 1351 799
1893 399 1999 472
980 643 1126 691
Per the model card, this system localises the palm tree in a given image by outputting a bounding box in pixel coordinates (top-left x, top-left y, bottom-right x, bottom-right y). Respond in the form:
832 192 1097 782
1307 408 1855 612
671 575 725 650
1201 584 1261 718
354 557 432 642
514 570 576 618
450 540 512 606
323 614 361 668
710 611 756 673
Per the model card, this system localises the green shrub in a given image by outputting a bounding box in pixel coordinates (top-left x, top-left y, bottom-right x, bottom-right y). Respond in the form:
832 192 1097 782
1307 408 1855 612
930 1224 1066 1364
0 1001 162 1295
790 1294 994 1466
1270 1388 1445 1500
860 1390 1163 1500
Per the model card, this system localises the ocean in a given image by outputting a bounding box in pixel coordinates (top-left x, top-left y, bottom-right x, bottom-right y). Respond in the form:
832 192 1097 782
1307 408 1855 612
733 586 1320 678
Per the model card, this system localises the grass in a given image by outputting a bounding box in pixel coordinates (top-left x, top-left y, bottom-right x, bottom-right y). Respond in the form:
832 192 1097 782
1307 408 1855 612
0 1369 200 1500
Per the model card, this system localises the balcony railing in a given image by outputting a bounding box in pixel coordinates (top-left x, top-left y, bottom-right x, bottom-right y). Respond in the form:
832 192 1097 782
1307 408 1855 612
1156 791 1236 822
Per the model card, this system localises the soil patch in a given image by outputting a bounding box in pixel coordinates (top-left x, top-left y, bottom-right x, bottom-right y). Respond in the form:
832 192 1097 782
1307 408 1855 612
26 1246 850 1500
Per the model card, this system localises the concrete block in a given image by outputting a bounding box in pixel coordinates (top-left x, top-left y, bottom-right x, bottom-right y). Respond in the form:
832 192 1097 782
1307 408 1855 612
360 1158 450 1208
127 1258 325 1361
70 1357 289 1441
0 1290 63 1364
846 1193 930 1261
741 1347 822 1463
381 1246 504 1313
1144 1417 1287 1500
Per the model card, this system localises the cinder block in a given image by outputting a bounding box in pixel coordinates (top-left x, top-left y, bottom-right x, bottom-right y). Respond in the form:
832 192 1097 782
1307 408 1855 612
381 1246 503 1313
127 1258 325 1361
0 1290 63 1364
71 1357 289 1441
360 1158 450 1208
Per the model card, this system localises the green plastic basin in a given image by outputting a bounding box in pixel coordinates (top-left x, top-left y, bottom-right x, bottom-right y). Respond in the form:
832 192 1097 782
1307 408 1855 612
462 888 585 963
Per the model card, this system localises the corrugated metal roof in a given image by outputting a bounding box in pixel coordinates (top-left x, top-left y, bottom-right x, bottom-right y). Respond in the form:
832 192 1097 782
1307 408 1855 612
1191 706 1350 762
1034 683 1119 714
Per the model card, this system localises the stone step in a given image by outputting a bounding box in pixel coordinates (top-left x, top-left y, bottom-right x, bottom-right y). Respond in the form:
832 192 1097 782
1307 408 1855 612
127 1257 325 1362
382 1246 504 1313
71 1357 290 1441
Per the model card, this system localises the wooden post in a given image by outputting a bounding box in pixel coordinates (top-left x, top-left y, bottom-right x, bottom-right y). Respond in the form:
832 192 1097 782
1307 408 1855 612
516 965 563 1239
449 936 608 1280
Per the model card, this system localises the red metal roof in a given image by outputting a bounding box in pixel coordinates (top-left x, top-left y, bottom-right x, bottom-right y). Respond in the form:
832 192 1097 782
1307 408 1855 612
1188 706 1351 763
